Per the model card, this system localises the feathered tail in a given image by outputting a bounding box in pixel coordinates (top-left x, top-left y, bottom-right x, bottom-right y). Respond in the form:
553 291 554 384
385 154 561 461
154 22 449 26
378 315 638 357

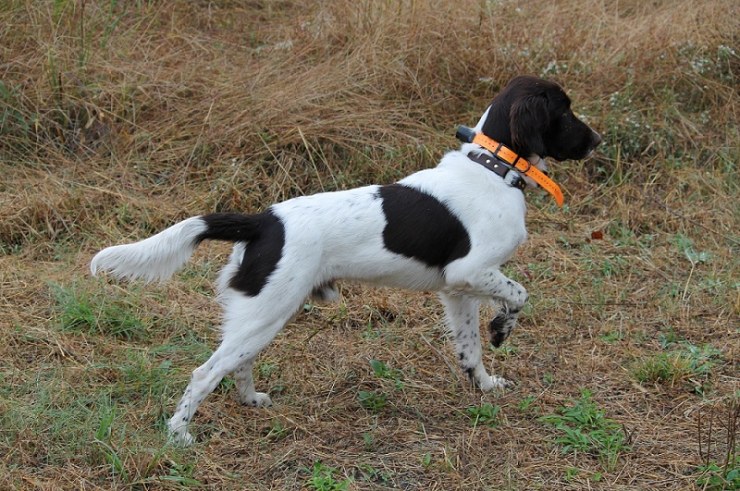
90 213 262 283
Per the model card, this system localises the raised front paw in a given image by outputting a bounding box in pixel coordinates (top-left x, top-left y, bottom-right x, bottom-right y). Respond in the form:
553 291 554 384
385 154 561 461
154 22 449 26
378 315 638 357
489 312 515 347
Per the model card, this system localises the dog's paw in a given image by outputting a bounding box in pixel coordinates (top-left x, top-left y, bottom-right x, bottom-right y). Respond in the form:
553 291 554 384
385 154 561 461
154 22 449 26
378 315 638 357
167 426 195 447
489 312 514 347
240 392 273 408
479 375 514 392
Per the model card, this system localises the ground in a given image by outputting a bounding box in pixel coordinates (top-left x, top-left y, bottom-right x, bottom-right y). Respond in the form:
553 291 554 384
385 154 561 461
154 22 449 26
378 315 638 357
0 0 738 489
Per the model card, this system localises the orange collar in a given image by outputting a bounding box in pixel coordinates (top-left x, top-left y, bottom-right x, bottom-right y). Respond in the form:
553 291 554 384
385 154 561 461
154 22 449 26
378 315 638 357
456 126 564 207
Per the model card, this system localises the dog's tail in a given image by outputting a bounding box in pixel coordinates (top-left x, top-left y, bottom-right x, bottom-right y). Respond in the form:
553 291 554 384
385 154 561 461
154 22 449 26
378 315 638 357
90 213 261 283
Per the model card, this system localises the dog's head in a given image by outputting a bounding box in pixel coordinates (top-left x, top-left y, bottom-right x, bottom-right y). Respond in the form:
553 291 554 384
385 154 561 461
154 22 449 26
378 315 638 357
477 76 601 162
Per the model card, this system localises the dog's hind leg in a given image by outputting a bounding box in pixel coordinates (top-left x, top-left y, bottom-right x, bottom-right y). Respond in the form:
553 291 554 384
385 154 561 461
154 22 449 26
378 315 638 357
232 357 272 408
167 282 310 445
439 292 512 391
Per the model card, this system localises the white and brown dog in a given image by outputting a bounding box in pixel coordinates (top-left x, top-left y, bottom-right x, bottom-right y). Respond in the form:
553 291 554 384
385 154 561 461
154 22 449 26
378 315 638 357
91 75 601 445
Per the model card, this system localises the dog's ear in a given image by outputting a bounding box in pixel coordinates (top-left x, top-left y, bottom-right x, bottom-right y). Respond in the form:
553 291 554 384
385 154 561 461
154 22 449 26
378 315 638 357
509 95 548 157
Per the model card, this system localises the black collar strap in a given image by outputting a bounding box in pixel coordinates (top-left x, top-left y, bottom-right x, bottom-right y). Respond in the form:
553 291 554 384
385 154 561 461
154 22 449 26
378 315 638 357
466 152 526 191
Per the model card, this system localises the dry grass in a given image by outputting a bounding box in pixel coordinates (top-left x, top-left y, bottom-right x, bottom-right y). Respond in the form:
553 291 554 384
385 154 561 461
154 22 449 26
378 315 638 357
1 0 738 489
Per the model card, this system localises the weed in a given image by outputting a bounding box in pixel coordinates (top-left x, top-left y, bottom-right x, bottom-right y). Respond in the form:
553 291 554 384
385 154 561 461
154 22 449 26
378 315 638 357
467 403 502 428
264 418 290 441
305 461 352 491
258 361 279 378
110 352 173 403
357 463 394 485
369 359 404 389
564 467 580 481
673 234 712 265
357 390 388 413
633 342 722 393
93 400 128 481
695 456 740 490
540 390 629 471
600 330 625 344
362 431 374 450
518 395 539 414
491 344 520 358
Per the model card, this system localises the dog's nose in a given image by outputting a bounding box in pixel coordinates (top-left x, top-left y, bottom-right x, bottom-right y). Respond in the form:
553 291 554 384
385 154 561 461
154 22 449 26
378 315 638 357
591 130 602 148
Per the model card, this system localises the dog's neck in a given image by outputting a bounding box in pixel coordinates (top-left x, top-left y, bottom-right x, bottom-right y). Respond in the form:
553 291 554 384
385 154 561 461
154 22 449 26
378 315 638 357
461 142 547 188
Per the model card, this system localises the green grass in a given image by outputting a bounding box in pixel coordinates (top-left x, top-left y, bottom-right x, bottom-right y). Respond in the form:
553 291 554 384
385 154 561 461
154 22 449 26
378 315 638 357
466 403 502 428
305 461 352 491
369 359 405 389
1 0 737 488
632 342 722 393
540 390 629 472
695 456 740 491
51 283 150 341
357 390 388 413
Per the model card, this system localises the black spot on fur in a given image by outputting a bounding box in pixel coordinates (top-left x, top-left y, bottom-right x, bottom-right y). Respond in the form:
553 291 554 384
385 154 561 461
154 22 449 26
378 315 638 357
378 184 470 268
197 210 286 296
197 212 262 244
230 210 285 296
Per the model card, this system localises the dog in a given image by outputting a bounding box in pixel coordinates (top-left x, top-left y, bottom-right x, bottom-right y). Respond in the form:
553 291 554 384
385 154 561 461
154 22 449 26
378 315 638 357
91 75 601 445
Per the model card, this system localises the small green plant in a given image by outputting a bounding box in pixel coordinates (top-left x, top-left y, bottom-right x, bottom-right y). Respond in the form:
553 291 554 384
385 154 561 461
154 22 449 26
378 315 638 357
305 461 352 491
540 390 628 471
633 342 722 393
543 372 555 386
695 456 740 490
357 464 393 485
466 403 502 428
357 390 388 413
518 395 538 413
258 361 279 378
564 467 580 482
491 344 520 358
369 359 404 389
600 330 625 344
672 233 711 265
265 418 289 441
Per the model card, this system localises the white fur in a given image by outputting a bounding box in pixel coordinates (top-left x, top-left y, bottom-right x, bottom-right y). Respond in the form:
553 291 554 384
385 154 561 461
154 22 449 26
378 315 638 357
91 217 207 283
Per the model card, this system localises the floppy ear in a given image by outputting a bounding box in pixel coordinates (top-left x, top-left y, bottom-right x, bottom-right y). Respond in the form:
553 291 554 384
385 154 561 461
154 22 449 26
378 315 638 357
509 95 548 157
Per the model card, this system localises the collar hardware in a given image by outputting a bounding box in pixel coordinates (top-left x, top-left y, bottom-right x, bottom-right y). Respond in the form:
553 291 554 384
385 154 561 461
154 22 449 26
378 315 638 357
456 125 565 207
466 152 526 191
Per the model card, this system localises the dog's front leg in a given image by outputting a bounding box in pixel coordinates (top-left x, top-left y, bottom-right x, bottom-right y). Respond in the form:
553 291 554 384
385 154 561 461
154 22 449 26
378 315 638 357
448 265 528 347
439 292 512 391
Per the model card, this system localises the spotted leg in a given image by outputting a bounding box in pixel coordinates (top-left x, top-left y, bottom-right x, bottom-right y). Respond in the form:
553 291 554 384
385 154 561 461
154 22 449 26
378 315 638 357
482 270 528 347
233 358 273 408
439 292 512 391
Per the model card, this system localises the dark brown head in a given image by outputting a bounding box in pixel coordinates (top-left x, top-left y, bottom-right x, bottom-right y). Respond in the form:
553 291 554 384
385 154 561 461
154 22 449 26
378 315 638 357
480 76 601 161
